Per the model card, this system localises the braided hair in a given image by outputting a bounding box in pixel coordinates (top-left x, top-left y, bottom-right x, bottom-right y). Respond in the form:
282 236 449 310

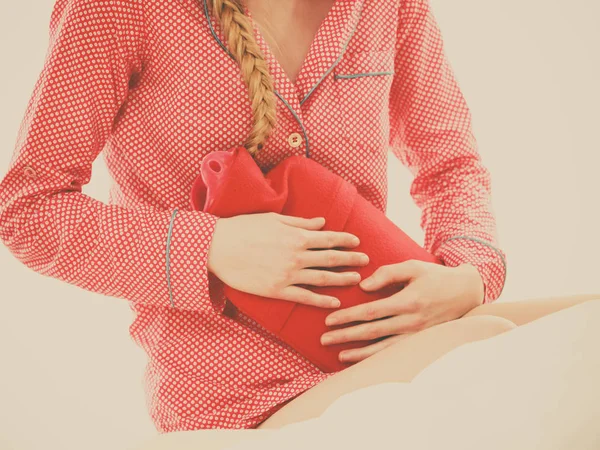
210 0 278 157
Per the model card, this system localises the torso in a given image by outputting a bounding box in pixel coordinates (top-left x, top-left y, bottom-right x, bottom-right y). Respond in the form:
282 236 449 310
6 0 486 434
245 0 337 83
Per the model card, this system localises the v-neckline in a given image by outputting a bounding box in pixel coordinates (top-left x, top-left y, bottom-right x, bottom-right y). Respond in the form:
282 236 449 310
202 0 364 108
242 0 340 89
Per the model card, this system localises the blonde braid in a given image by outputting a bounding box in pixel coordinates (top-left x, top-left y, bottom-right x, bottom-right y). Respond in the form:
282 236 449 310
210 0 277 157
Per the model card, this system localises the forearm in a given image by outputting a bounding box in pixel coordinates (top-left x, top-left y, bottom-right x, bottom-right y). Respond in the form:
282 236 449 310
388 0 506 302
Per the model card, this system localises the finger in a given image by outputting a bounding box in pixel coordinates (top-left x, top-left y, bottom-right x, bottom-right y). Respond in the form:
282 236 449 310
325 297 398 326
360 260 424 291
326 288 421 326
277 285 341 309
321 316 400 346
298 249 369 269
339 334 407 363
291 269 361 287
304 230 361 249
278 214 326 230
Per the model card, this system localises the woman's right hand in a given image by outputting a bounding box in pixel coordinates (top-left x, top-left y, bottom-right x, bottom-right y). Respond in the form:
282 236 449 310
207 213 369 308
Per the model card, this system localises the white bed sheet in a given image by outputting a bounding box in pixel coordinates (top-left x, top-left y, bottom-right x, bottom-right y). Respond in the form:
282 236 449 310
135 300 600 450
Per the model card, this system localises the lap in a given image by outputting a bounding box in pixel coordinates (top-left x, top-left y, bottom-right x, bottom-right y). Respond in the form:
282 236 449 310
257 314 515 428
463 293 600 325
134 300 600 450
259 293 600 429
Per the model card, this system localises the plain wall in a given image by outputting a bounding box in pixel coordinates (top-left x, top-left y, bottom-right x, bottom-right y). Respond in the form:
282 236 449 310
0 1 598 449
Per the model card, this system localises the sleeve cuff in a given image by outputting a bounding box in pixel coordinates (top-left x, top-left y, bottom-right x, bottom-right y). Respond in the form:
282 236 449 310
434 236 507 304
165 209 226 313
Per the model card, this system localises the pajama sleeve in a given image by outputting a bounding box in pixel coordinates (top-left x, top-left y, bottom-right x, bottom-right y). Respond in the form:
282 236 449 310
0 0 223 313
388 0 507 303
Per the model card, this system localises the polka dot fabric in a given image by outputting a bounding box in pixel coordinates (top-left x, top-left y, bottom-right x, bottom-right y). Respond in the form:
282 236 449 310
0 0 507 432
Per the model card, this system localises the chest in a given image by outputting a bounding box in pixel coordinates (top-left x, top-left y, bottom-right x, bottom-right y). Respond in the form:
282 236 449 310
245 0 337 83
131 0 399 211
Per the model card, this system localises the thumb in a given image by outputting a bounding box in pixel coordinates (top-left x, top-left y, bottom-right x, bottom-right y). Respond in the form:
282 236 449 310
278 214 326 230
360 260 421 291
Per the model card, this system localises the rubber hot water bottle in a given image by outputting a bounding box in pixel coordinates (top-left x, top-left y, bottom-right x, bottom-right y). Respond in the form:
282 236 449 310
190 147 442 372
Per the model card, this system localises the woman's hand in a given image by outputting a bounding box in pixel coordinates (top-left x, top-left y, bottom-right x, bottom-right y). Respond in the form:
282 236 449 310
207 213 370 308
321 260 485 362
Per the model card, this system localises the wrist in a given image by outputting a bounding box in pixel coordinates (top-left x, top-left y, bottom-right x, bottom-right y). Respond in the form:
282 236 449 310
456 263 485 307
434 237 507 303
207 217 227 274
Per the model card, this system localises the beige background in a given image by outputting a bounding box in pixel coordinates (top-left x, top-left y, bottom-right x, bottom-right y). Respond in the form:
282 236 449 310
0 1 598 449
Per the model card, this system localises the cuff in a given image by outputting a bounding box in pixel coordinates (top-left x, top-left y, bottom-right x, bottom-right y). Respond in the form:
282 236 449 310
165 208 226 313
434 236 507 304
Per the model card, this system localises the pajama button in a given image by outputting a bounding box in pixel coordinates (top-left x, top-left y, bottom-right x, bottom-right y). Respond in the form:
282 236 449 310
23 166 37 178
288 132 303 148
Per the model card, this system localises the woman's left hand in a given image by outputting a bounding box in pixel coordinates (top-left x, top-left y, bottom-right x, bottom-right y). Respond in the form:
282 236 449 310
321 260 485 363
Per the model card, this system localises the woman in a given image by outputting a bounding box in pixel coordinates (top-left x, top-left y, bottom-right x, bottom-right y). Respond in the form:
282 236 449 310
0 0 596 433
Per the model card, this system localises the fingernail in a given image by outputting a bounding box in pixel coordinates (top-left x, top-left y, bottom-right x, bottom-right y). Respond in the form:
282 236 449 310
350 272 361 282
330 298 341 308
360 254 369 265
339 352 347 362
321 335 333 345
352 237 360 246
361 278 373 288
325 316 337 326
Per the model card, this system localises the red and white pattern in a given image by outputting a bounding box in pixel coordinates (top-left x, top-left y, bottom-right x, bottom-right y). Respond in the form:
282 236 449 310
0 0 506 431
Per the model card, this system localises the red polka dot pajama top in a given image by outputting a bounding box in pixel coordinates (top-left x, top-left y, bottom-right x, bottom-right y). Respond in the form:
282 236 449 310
0 0 507 432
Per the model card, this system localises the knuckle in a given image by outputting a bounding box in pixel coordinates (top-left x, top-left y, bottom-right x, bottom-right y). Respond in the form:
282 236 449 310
364 326 379 340
326 235 336 249
293 290 308 304
417 295 430 310
295 232 309 249
406 295 421 312
326 252 338 267
337 332 348 342
316 271 329 285
364 305 378 321
303 293 315 305
411 315 427 331
405 295 421 312
288 252 303 270
345 253 357 265
400 291 423 312
285 230 304 250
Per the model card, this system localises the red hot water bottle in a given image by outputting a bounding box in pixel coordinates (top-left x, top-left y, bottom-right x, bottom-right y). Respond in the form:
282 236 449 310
190 147 442 373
